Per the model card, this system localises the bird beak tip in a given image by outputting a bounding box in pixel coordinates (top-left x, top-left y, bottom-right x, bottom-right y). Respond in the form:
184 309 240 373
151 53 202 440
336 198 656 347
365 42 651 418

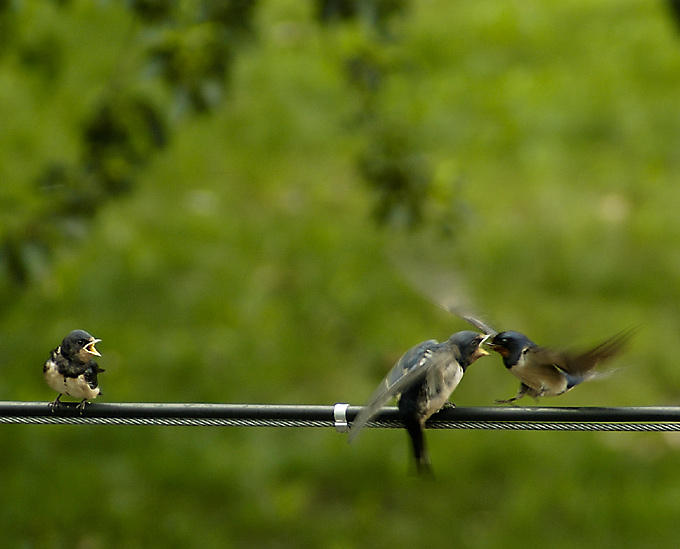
85 339 102 357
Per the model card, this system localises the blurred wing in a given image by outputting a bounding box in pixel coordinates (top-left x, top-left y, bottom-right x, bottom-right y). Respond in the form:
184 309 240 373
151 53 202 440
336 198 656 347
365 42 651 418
526 328 635 378
393 258 497 336
524 347 569 371
562 328 636 375
348 340 437 443
460 314 497 337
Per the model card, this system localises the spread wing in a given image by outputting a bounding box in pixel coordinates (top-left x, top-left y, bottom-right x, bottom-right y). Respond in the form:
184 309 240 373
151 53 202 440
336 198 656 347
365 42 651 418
393 259 497 336
348 339 439 443
524 328 635 379
561 328 635 376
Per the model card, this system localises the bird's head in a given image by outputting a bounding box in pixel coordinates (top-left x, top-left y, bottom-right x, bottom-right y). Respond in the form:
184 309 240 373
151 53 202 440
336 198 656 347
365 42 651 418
61 330 101 363
448 330 490 367
488 331 535 360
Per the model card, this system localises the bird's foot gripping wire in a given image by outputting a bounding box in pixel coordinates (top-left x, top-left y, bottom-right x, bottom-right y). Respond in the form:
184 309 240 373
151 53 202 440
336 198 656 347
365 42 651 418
76 399 89 415
48 395 62 414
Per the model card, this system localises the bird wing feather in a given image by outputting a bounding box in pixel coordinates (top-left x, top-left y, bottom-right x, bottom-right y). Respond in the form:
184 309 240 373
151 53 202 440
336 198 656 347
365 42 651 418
559 328 635 375
348 340 439 443
460 314 498 337
524 347 569 370
393 258 497 336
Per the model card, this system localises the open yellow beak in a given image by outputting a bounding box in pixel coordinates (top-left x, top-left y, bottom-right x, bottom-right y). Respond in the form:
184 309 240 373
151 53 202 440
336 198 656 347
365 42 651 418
473 347 489 360
471 337 490 361
84 339 102 357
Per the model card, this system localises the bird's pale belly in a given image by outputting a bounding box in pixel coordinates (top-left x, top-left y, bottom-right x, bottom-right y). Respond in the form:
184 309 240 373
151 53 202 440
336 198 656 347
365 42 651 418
43 361 99 400
424 366 463 417
43 361 65 393
515 363 569 397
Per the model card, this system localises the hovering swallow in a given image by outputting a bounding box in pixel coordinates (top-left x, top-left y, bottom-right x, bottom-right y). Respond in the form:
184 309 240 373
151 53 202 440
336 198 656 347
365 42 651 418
393 262 634 403
43 330 104 412
483 327 633 403
417 297 633 404
349 331 489 474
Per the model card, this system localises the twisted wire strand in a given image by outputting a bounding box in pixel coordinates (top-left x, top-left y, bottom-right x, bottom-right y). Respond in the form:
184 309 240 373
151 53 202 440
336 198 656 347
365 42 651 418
0 416 334 428
421 421 680 432
2 401 680 431
2 416 680 431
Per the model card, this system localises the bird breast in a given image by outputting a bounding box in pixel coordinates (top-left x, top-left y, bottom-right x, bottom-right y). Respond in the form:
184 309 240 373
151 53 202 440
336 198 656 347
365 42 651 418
423 360 463 415
513 358 569 396
64 376 100 400
43 360 65 393
43 360 100 400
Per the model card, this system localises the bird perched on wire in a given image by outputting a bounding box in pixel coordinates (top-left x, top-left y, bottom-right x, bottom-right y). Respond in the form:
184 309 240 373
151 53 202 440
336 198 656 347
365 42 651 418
43 330 104 412
349 330 489 474
486 328 634 403
413 301 634 404
392 260 635 403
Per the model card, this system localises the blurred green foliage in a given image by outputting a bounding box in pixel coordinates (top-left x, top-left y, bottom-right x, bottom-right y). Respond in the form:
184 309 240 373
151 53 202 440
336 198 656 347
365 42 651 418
2 0 680 547
0 0 255 288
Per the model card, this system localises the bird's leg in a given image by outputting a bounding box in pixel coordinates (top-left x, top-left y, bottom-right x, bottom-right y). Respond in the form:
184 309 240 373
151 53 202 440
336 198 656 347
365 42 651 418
76 399 88 415
496 383 529 405
441 402 456 410
495 397 519 404
49 394 63 413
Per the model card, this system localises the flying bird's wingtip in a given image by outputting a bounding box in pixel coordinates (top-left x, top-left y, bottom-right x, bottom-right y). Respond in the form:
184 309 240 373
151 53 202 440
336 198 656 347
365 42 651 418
461 315 498 337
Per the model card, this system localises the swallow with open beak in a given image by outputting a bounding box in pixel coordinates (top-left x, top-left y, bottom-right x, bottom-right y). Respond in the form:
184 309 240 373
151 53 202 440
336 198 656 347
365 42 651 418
393 263 634 404
425 307 633 404
349 331 489 474
485 328 633 403
43 330 104 412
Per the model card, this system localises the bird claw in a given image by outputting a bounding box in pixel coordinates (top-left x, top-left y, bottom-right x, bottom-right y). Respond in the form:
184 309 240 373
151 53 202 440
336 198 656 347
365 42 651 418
76 400 88 415
441 402 456 410
48 395 62 414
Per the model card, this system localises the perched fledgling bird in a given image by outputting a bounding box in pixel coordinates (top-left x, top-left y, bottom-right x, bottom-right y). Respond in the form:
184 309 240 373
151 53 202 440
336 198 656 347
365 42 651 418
487 328 633 403
43 330 104 412
349 331 489 474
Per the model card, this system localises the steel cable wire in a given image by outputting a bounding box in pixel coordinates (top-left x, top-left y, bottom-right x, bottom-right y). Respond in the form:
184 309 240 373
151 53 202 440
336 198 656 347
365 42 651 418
2 401 680 432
